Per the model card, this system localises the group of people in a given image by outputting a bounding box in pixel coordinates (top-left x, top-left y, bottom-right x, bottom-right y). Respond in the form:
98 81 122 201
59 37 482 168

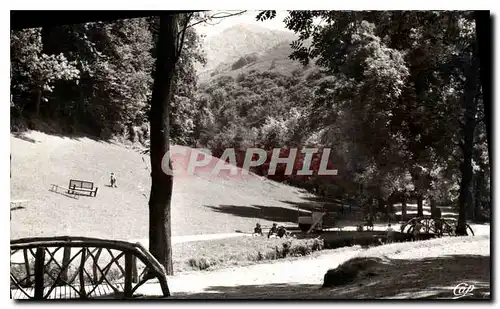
253 223 292 238
385 220 427 243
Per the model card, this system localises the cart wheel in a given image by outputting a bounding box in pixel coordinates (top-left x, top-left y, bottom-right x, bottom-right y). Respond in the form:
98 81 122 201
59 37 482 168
466 224 475 236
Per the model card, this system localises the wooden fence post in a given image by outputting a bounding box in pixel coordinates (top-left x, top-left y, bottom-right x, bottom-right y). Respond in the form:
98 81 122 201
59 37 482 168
92 248 102 284
124 253 133 298
34 247 46 300
79 249 87 298
23 249 31 286
60 247 71 284
131 255 138 283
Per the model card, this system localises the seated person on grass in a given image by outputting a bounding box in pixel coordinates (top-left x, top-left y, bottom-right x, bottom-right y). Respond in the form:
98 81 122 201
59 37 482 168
253 223 263 236
277 225 289 238
268 223 278 238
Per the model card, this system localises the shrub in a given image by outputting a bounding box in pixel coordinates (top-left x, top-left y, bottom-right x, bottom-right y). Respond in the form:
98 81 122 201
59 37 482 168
312 239 324 251
231 54 259 70
289 244 311 257
187 257 216 271
323 257 382 288
177 237 326 272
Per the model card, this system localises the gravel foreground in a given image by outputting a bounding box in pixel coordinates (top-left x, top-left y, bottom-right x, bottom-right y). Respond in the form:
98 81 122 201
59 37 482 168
132 235 490 299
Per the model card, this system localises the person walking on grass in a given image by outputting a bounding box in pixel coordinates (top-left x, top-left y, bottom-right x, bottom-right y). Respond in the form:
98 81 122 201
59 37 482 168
110 172 117 188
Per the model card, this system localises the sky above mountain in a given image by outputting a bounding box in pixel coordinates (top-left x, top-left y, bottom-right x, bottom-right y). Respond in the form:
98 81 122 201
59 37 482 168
194 10 292 37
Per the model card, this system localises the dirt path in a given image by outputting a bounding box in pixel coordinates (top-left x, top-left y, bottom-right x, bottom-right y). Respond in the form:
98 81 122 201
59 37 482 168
134 245 360 298
134 235 490 299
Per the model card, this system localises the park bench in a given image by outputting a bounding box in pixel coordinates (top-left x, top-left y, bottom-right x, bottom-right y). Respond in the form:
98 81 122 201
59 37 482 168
67 180 98 197
10 236 170 300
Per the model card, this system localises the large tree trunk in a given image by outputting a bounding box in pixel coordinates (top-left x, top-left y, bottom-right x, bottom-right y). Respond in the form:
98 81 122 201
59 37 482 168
474 11 491 170
457 146 474 235
430 197 438 219
377 197 384 215
148 14 179 275
474 171 484 222
456 54 480 236
416 194 423 217
387 191 395 216
35 88 42 117
367 197 374 218
474 11 491 226
401 192 407 221
467 177 475 220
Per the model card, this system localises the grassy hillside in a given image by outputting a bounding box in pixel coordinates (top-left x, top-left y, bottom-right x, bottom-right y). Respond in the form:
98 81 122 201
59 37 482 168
10 131 315 240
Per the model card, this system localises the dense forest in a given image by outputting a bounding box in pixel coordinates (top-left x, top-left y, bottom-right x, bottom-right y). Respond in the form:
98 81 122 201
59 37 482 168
11 11 491 233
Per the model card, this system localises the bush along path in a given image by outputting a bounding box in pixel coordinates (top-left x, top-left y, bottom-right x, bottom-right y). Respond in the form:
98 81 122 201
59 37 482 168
158 228 443 274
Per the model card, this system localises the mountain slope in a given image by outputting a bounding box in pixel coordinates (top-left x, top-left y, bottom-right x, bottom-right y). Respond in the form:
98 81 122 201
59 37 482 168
204 40 317 82
198 24 297 81
10 131 314 240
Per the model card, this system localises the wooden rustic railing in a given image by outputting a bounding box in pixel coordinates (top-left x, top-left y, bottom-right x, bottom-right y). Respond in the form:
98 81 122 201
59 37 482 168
10 236 170 300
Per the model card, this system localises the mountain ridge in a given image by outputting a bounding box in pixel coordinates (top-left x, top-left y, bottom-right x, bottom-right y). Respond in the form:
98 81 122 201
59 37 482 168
197 24 297 81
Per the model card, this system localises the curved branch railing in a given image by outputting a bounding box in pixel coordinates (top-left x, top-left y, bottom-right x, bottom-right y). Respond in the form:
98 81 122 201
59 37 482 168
10 236 170 300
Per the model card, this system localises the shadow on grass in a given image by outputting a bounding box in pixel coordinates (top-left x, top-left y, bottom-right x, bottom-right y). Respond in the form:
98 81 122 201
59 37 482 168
172 254 490 300
324 254 490 299
205 204 310 224
172 283 322 299
280 198 361 214
12 132 39 144
280 199 329 212
48 188 79 200
12 125 114 145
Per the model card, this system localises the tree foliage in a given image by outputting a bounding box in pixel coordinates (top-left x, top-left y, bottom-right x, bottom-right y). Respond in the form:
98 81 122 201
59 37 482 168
11 28 80 117
10 11 490 233
11 16 205 143
251 10 489 225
